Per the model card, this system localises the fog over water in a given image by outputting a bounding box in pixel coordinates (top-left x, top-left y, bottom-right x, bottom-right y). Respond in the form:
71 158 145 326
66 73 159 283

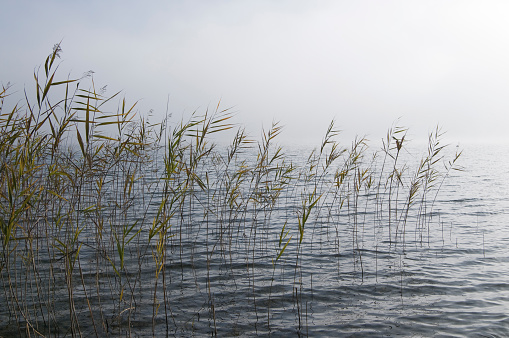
2 1 509 145
3 2 509 336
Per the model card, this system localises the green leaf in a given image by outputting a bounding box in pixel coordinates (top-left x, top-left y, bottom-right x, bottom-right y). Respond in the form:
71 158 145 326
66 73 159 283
76 128 85 157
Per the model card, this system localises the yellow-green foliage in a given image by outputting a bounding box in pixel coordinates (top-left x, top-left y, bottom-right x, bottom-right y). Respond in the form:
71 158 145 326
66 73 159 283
0 44 462 337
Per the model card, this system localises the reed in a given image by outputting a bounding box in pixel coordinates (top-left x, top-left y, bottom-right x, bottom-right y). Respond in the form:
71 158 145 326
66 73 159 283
0 44 462 336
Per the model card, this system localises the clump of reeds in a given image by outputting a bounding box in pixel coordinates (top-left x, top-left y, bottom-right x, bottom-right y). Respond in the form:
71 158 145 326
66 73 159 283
0 44 462 337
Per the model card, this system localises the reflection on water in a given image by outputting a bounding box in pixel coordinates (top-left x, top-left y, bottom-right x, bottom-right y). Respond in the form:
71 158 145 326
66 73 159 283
1 143 508 337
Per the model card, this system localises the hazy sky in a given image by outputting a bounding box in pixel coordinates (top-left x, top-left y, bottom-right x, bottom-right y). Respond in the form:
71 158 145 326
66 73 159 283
2 0 509 145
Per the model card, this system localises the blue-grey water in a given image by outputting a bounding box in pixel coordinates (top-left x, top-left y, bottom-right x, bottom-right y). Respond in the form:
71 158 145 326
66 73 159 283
1 142 508 337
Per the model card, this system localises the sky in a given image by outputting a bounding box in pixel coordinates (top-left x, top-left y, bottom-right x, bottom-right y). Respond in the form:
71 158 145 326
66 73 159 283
2 0 509 146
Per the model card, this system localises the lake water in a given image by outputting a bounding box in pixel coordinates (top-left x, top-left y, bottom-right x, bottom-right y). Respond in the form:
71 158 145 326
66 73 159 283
1 141 508 337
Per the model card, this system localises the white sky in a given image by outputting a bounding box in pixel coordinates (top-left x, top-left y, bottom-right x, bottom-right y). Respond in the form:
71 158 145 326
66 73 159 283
2 0 509 145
